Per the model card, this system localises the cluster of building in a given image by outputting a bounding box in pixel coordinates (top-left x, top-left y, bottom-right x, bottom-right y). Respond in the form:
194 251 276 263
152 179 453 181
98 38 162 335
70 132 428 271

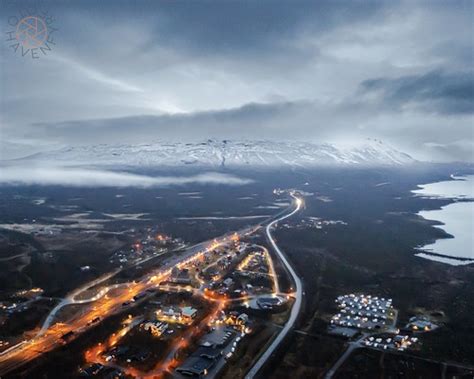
0 287 46 318
216 254 236 272
76 239 264 378
200 248 241 282
176 346 222 377
406 316 438 332
203 244 278 303
295 217 347 230
234 249 276 298
196 243 254 295
1 301 29 314
142 320 169 337
156 305 197 325
237 251 268 274
256 296 285 310
169 267 192 285
176 310 251 377
213 310 250 331
103 345 151 365
327 294 428 353
109 249 132 264
79 363 125 378
12 287 44 300
109 232 174 265
330 294 394 330
362 334 419 352
205 277 237 298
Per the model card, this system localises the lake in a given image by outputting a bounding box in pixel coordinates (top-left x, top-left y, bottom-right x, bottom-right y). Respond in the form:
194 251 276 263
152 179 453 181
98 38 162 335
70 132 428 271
412 175 474 265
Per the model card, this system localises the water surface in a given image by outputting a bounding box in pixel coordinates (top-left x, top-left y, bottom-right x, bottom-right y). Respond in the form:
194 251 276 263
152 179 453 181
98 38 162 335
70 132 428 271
413 175 474 265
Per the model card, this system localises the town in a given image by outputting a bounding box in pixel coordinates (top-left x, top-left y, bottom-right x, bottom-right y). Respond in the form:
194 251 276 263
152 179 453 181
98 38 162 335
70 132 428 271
75 235 292 378
0 191 468 379
0 193 300 379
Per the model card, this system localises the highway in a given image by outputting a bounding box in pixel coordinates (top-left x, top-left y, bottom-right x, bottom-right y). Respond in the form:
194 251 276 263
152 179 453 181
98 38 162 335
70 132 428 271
0 228 252 377
0 193 302 378
38 270 122 335
38 249 173 335
245 193 303 379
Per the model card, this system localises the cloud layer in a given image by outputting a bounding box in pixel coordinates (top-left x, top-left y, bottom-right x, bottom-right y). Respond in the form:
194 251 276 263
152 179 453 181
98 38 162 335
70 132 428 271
0 166 253 188
1 0 472 162
360 70 474 115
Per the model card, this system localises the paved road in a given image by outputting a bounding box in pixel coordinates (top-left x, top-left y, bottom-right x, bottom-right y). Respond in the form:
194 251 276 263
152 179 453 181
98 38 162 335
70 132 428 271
37 249 174 335
0 225 256 377
37 270 122 335
324 339 362 379
245 193 303 379
0 197 294 377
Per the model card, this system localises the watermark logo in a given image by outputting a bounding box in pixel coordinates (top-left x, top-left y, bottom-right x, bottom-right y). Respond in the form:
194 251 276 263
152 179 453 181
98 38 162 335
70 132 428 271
5 7 58 59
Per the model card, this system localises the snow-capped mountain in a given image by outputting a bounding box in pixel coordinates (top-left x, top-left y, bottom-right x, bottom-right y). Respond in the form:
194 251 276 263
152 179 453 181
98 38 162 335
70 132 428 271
16 139 416 168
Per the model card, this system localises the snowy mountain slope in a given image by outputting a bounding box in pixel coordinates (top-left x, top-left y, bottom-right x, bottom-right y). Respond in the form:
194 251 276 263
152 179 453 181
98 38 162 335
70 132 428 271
14 139 416 168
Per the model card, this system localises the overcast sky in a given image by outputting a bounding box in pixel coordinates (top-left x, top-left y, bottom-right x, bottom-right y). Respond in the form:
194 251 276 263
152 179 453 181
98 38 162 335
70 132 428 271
1 0 473 162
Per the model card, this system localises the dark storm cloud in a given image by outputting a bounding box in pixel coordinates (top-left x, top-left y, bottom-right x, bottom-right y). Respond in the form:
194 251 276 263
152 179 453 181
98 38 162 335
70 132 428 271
144 0 388 54
361 70 474 114
3 0 386 53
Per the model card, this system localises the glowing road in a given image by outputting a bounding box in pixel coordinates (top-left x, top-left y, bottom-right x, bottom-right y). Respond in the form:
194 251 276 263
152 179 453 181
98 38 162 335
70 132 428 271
245 193 303 379
38 270 122 335
38 249 173 335
0 229 251 377
0 194 302 378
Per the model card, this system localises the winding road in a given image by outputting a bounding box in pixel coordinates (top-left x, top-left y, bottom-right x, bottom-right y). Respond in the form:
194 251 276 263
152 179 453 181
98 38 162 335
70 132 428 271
37 246 185 336
245 193 303 379
0 224 258 377
0 193 303 378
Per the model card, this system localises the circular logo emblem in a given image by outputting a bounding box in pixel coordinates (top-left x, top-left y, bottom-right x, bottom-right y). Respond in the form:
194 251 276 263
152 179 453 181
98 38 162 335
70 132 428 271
15 16 49 49
5 7 58 59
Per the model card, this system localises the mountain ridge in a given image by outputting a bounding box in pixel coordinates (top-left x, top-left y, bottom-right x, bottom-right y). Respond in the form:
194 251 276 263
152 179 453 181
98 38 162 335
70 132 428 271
11 139 417 168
